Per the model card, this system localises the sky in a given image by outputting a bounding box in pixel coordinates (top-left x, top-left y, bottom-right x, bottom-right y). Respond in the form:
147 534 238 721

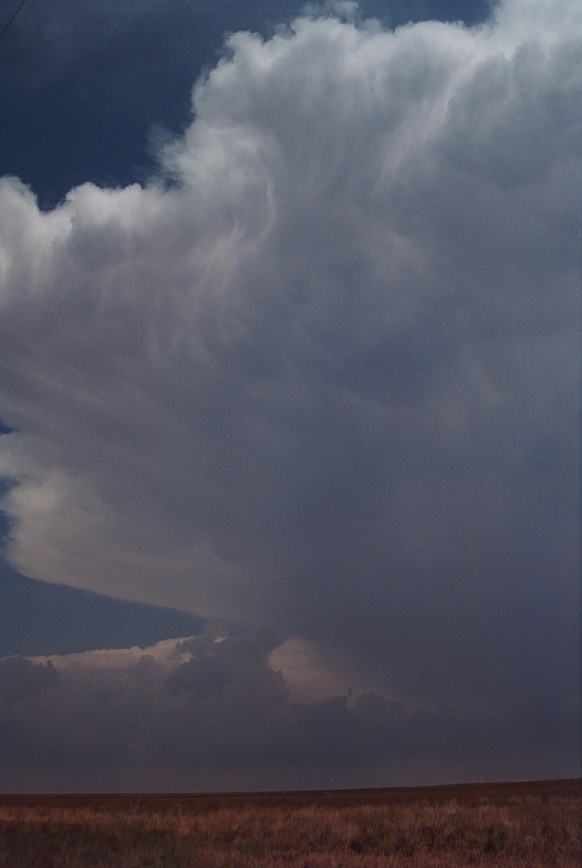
0 0 580 791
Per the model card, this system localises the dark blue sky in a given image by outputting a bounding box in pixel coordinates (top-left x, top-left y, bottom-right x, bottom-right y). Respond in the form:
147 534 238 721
0 0 491 658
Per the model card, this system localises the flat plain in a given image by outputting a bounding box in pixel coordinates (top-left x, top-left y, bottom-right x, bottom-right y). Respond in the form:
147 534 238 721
0 778 580 867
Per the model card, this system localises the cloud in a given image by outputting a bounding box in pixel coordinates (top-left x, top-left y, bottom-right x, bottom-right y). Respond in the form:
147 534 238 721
0 656 57 704
0 634 576 792
0 0 580 728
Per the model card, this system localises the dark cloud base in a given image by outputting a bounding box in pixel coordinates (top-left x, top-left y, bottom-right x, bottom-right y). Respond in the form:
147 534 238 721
0 635 578 793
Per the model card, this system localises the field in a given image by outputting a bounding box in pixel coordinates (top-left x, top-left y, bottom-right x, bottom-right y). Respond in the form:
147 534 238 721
0 778 580 867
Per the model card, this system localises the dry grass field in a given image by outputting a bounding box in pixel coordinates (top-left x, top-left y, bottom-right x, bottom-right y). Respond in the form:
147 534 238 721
0 778 580 867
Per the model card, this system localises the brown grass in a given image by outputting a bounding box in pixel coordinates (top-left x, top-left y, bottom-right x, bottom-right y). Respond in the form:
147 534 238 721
0 778 580 867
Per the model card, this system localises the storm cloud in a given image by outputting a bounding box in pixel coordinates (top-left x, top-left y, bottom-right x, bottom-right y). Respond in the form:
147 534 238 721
0 633 575 792
0 0 580 764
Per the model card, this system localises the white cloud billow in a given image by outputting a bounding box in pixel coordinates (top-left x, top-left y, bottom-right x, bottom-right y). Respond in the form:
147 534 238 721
0 0 580 708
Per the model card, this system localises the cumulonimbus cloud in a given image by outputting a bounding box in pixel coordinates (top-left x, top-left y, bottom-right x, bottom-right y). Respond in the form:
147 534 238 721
0 0 580 715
